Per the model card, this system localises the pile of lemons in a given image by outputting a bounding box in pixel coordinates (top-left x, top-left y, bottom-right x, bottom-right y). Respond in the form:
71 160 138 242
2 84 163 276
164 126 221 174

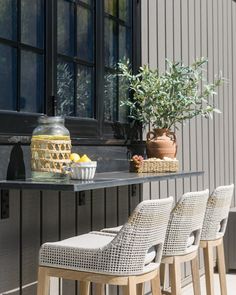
70 153 92 163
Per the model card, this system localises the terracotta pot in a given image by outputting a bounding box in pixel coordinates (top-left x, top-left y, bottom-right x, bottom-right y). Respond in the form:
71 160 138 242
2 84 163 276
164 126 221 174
146 128 177 159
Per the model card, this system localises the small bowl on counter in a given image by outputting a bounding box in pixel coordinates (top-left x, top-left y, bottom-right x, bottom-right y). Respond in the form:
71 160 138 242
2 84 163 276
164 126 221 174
69 161 97 180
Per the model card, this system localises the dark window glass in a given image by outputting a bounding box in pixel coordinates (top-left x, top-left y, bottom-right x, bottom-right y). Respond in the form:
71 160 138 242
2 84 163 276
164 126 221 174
104 0 132 122
0 0 17 41
77 65 94 118
119 0 132 23
118 76 129 122
57 0 75 56
21 0 44 48
119 25 131 62
104 19 117 68
80 0 93 5
104 0 117 16
77 6 94 62
56 62 74 116
20 51 44 113
104 71 117 121
0 0 45 114
0 0 136 138
57 0 95 119
0 44 17 110
56 61 75 116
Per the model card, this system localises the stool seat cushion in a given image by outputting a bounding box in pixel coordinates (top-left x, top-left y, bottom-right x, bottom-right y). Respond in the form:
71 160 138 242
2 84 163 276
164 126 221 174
39 231 158 275
101 225 123 234
201 231 224 241
47 231 115 249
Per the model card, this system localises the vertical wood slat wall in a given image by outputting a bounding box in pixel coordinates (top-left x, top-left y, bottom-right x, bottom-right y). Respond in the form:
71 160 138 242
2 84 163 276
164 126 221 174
142 0 236 198
141 0 236 288
141 0 236 286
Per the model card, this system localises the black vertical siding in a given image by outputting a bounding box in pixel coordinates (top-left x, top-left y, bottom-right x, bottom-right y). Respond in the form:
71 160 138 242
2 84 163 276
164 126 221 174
0 190 20 294
0 186 140 294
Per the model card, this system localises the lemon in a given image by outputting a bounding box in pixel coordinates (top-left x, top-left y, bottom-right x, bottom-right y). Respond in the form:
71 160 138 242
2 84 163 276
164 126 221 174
78 154 91 162
70 153 80 162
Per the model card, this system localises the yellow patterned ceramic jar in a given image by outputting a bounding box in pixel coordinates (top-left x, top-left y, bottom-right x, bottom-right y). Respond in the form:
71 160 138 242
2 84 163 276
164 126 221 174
31 116 71 180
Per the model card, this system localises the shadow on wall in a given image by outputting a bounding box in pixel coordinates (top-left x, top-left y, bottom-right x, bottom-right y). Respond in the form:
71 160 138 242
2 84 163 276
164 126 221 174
6 143 26 180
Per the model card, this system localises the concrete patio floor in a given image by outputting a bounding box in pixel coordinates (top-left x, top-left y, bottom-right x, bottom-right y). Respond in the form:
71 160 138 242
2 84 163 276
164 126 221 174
182 274 236 295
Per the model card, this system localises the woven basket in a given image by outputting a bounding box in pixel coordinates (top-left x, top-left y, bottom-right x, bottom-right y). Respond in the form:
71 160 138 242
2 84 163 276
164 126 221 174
130 158 179 173
31 137 71 174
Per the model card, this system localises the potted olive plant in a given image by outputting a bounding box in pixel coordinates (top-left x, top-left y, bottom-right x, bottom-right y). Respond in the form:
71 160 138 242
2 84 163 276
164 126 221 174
119 59 223 159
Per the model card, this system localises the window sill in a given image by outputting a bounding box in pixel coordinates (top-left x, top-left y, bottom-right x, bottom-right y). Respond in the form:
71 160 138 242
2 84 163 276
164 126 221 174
0 134 141 147
0 111 142 146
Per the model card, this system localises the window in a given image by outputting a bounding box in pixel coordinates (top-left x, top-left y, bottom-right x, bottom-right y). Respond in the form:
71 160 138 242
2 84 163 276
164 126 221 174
57 0 95 118
104 0 132 123
0 0 140 142
0 0 45 113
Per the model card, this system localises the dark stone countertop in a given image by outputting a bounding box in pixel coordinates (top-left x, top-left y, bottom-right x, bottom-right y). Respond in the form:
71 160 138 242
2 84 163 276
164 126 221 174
0 170 204 192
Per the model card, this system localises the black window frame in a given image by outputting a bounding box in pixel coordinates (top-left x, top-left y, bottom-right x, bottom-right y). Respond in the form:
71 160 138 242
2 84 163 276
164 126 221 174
0 0 141 145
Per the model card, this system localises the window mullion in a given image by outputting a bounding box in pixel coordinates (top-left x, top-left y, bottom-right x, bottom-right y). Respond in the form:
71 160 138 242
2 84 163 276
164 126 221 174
74 2 77 117
45 0 57 115
95 0 104 137
132 0 141 73
16 0 21 112
116 0 119 121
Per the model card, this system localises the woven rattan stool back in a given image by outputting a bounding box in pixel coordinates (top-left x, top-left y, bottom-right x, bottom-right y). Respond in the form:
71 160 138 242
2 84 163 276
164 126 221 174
201 184 234 241
39 198 173 276
100 198 173 275
163 189 209 256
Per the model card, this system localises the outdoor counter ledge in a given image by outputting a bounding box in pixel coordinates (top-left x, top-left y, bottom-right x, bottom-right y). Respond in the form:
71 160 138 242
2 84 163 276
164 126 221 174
0 170 204 192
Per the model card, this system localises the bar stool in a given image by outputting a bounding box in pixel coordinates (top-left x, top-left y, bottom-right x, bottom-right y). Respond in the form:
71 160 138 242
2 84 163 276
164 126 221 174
102 190 209 295
200 184 234 295
37 198 173 295
160 189 209 295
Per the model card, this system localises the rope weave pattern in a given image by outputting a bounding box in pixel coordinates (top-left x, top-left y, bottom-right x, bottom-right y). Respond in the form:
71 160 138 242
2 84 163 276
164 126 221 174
201 184 234 241
163 190 209 256
31 138 71 173
130 159 179 173
39 198 173 275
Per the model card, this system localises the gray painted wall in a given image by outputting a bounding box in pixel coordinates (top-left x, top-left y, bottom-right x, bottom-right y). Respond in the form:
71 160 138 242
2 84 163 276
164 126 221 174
141 0 236 197
140 0 236 286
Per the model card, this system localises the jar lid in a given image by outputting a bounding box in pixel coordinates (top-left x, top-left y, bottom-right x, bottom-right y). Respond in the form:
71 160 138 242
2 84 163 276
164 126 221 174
38 116 65 124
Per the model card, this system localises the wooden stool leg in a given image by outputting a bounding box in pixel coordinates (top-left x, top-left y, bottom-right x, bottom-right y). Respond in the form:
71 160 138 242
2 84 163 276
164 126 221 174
217 240 227 295
151 270 162 295
95 284 105 295
137 283 144 295
37 267 50 295
80 281 90 295
127 277 137 295
191 255 201 295
160 263 168 290
123 286 129 295
203 242 214 295
170 258 181 295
